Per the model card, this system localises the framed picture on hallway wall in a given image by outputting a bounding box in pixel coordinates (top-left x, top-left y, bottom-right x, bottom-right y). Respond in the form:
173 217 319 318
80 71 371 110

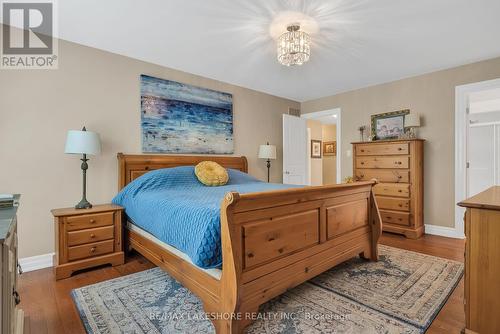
311 140 322 158
323 141 336 156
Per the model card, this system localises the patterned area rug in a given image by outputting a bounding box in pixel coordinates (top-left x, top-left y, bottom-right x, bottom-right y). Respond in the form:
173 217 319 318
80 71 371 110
72 245 463 333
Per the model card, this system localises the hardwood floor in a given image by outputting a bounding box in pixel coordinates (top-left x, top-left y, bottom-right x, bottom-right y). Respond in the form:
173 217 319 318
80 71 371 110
19 232 465 334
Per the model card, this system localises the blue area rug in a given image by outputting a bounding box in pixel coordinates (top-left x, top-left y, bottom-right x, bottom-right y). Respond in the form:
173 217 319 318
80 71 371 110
72 245 463 333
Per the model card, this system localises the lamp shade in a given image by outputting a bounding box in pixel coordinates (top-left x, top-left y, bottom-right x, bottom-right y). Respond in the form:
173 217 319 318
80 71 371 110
258 144 276 160
65 129 101 155
404 114 421 128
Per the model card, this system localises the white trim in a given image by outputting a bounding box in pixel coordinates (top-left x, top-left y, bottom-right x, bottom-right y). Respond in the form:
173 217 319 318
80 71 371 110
302 108 342 183
19 253 54 272
425 224 464 239
306 127 312 185
455 78 500 239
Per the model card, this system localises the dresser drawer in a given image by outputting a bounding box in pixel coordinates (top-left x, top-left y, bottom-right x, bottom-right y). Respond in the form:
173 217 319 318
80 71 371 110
67 225 114 247
355 169 410 183
66 212 114 231
376 197 410 211
68 240 114 261
356 156 409 169
380 210 410 226
373 183 410 198
356 142 409 156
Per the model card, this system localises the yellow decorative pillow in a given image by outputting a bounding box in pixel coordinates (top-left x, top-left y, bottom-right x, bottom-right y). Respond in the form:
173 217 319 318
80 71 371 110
195 161 229 186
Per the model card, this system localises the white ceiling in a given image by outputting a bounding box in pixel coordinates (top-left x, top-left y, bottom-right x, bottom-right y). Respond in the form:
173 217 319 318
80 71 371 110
53 0 500 102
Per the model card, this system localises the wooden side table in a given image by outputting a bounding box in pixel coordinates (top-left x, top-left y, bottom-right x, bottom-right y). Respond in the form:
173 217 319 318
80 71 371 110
51 204 124 280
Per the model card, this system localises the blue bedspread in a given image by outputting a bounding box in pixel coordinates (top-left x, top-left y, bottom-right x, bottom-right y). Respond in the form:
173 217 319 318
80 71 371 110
112 167 300 269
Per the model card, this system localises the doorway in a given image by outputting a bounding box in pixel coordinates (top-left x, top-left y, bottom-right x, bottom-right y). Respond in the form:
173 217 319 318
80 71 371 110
455 78 500 237
302 108 342 185
282 108 342 186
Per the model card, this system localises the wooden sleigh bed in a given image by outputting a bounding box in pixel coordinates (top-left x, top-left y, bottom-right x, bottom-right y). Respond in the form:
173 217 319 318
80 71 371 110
117 153 382 333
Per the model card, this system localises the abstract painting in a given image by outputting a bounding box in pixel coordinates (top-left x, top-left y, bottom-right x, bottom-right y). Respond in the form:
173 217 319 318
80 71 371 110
140 75 233 154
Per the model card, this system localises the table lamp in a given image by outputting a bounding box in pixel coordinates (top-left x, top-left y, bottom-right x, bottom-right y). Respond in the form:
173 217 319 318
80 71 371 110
258 142 276 183
404 114 421 139
65 127 101 209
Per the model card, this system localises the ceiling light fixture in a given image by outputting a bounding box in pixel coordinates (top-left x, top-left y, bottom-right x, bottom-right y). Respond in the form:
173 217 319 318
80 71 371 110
277 24 311 66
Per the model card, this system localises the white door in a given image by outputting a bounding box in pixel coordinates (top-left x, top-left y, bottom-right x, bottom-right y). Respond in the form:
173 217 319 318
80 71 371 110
467 111 500 196
283 114 308 185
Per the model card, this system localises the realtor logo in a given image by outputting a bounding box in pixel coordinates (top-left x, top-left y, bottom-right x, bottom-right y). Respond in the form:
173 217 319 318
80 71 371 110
1 0 58 69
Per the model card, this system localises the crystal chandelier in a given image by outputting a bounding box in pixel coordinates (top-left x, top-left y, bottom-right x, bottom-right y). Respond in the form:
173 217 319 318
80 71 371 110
277 24 311 66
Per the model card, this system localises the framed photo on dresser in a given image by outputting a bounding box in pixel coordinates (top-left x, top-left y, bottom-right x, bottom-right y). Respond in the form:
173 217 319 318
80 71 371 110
371 109 410 140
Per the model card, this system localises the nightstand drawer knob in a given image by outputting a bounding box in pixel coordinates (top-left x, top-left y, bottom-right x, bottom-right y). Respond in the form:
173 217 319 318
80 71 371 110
90 234 96 238
89 219 96 224
90 247 96 253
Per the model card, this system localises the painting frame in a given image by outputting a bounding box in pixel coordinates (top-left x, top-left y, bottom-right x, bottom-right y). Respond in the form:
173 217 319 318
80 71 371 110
371 109 410 140
140 74 234 154
311 140 322 158
323 141 336 156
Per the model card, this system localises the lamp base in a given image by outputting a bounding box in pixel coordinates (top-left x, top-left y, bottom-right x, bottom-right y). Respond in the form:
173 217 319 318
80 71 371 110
75 198 92 209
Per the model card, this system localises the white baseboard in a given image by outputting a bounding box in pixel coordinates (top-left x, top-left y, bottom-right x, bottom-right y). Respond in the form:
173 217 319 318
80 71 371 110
19 253 54 272
425 224 465 239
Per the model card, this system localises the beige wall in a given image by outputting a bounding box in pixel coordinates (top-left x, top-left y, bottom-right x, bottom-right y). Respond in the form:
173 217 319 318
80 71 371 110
0 39 299 258
307 120 323 186
302 56 500 228
322 124 337 185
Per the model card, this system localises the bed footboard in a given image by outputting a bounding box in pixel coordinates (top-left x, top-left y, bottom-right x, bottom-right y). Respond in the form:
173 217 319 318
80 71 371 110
214 181 382 333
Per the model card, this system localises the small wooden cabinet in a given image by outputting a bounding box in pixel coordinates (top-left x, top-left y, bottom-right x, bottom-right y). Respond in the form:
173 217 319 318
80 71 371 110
459 187 500 334
352 139 424 238
0 195 23 334
52 204 124 280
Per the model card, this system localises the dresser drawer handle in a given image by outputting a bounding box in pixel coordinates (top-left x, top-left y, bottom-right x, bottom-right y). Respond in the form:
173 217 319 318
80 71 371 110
89 219 96 223
399 204 403 207
360 149 365 152
398 190 402 192
90 234 96 239
90 247 96 253
398 147 402 151
360 162 365 165
394 161 402 165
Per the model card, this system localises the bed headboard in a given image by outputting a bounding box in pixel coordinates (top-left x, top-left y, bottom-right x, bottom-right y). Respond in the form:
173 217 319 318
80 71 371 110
117 153 248 190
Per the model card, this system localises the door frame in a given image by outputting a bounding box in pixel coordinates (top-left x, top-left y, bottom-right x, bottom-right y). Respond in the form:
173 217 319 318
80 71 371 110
301 108 342 184
455 78 500 238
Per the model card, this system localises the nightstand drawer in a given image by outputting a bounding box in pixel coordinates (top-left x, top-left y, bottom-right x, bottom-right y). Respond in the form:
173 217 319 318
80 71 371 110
68 240 114 261
66 212 114 231
67 226 114 246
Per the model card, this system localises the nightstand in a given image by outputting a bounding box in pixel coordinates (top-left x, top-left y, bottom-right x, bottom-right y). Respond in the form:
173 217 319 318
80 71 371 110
51 204 124 280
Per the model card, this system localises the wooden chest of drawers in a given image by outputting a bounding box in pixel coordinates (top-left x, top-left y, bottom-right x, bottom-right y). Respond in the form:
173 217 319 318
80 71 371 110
459 187 500 334
52 204 124 280
352 139 424 238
